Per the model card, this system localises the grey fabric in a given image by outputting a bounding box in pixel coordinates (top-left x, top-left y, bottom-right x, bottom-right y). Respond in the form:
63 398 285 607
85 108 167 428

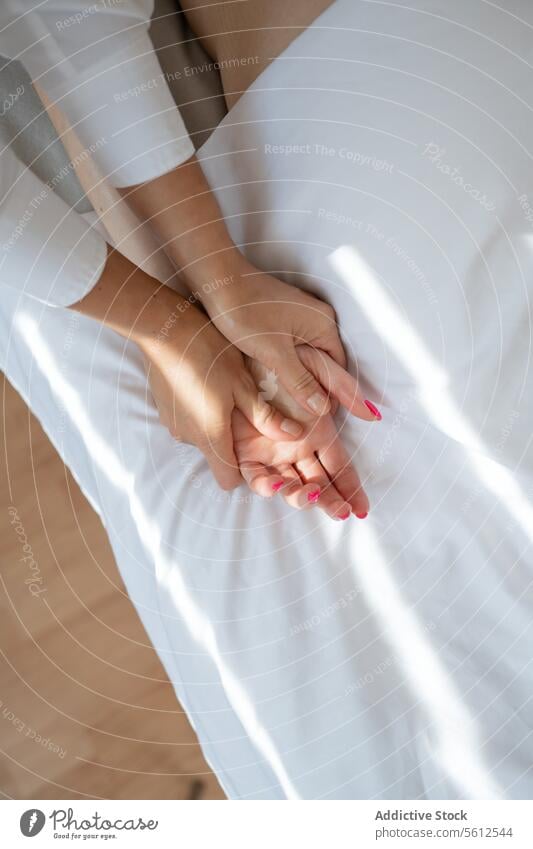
0 56 92 213
150 0 227 149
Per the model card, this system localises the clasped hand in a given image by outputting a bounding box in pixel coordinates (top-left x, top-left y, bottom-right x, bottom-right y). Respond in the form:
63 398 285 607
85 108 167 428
137 257 380 520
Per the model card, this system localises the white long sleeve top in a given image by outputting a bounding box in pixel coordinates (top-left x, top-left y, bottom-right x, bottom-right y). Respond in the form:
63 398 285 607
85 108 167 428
0 1 194 307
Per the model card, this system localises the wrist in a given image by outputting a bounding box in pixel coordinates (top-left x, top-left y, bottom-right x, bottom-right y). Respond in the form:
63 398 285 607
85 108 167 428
136 285 209 356
182 249 254 315
134 284 184 352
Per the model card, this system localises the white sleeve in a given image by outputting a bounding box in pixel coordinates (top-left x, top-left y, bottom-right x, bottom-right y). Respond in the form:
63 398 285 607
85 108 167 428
0 144 107 307
1 0 195 187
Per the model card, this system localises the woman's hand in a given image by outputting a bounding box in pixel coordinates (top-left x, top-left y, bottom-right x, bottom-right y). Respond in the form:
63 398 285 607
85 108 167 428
72 247 303 490
232 409 369 520
200 255 382 422
232 347 372 520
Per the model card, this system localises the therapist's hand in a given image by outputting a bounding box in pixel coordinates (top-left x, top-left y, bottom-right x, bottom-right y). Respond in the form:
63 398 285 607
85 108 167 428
71 247 303 490
199 254 358 418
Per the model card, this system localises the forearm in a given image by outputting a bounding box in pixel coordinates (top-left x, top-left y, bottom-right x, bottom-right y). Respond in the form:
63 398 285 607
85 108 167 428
118 156 246 308
70 244 201 351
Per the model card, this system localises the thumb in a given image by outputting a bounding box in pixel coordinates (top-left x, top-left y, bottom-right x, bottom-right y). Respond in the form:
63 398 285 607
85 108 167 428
276 347 331 416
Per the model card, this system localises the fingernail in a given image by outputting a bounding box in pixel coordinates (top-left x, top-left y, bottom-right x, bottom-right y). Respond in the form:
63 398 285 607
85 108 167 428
272 480 284 493
307 392 330 415
356 512 368 519
332 502 351 520
307 488 321 503
280 418 302 436
364 400 382 421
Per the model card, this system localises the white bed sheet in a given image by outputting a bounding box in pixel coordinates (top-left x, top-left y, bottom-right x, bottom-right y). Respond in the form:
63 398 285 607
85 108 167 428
2 0 533 799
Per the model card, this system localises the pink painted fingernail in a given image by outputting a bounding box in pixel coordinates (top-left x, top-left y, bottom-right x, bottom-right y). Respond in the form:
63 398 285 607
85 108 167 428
272 480 284 492
339 511 351 521
307 489 321 503
356 512 368 519
364 400 382 421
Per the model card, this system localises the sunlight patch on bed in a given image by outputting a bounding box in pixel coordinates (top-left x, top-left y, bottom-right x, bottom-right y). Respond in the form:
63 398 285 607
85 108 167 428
15 313 300 801
330 246 533 541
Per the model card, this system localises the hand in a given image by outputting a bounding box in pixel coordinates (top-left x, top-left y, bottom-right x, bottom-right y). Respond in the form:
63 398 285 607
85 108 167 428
72 247 303 490
202 254 382 423
232 409 369 520
232 347 372 520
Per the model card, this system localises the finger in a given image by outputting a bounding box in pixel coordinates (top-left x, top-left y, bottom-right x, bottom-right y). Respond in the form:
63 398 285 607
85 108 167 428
318 439 370 518
202 423 242 491
320 319 347 370
275 464 323 510
297 345 382 422
295 456 352 522
239 461 289 498
235 379 303 440
274 347 332 417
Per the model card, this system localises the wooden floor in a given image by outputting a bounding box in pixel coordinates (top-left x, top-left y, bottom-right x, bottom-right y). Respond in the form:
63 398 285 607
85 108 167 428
0 378 225 800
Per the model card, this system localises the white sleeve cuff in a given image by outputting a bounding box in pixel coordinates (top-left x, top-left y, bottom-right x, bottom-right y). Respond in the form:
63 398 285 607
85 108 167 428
49 32 195 188
0 147 107 308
